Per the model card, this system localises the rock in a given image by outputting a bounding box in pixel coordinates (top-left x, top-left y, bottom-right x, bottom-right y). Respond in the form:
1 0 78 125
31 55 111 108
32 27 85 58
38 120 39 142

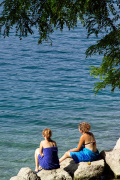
74 159 104 180
10 158 105 180
37 168 72 180
60 158 80 177
114 138 120 150
100 149 120 178
17 167 40 180
10 176 26 180
60 158 104 180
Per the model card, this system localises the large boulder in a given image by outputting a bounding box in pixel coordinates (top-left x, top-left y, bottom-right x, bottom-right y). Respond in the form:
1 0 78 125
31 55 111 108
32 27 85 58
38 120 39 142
60 158 79 177
10 167 40 180
74 159 104 180
60 158 104 180
100 138 120 178
100 149 120 178
37 168 72 180
10 167 71 180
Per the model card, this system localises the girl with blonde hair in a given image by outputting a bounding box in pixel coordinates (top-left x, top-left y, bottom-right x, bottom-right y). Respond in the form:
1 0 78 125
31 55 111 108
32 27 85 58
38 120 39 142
59 122 99 163
35 128 60 172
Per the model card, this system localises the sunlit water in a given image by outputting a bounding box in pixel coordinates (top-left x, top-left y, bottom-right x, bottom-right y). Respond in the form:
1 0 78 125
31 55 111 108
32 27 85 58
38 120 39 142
0 23 120 179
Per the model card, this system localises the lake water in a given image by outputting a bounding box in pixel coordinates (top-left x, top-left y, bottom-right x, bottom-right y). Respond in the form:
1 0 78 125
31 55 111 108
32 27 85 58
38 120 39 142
0 23 120 180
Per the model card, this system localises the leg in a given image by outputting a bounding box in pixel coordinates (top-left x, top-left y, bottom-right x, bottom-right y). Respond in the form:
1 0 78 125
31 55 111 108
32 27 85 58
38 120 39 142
35 148 40 172
59 150 71 163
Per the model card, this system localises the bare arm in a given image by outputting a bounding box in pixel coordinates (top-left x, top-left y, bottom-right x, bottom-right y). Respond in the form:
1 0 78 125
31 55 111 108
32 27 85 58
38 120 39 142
70 135 85 152
39 142 44 156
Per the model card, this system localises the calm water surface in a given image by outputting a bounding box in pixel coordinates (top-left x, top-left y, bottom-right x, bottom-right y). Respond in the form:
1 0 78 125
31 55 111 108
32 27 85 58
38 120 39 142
0 24 120 180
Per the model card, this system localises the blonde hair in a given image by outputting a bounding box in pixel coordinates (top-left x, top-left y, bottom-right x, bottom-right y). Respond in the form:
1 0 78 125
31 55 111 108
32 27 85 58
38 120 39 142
79 122 91 133
42 128 52 139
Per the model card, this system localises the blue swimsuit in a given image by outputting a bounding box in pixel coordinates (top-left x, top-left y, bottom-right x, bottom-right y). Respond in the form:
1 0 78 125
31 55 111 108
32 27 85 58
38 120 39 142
38 146 60 170
70 145 99 163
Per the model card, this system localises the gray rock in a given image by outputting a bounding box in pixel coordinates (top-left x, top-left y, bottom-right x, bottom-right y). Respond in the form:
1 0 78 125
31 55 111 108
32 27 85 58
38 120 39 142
10 176 26 180
74 159 105 180
59 158 104 180
10 158 105 180
17 167 40 180
114 138 120 150
101 149 120 178
37 168 72 180
60 158 80 177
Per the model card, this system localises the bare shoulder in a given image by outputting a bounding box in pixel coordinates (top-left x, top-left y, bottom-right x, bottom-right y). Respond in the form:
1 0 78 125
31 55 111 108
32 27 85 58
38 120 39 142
52 140 57 146
40 140 46 146
85 132 96 141
80 134 85 141
89 132 95 138
80 134 84 138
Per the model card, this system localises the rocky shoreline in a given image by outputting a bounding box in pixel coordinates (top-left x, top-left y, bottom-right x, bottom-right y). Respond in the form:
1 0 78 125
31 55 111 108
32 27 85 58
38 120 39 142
10 138 120 180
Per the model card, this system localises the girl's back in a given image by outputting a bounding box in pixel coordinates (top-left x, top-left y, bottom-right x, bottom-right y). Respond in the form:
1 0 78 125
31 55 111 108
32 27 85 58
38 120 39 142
41 139 57 148
84 132 97 152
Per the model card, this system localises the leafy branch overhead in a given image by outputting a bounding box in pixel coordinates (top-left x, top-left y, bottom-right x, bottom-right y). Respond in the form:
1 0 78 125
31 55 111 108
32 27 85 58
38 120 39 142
0 0 120 93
